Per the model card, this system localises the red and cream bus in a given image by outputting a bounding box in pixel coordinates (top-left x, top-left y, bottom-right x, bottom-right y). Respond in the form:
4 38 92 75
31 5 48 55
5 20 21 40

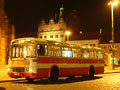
8 37 104 81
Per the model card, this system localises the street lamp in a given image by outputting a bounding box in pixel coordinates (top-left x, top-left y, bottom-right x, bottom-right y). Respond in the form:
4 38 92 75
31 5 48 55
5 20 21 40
108 0 118 69
66 31 71 41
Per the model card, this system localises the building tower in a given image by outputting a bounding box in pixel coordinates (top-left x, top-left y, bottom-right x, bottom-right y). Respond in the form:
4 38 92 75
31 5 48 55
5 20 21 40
59 4 64 17
38 4 66 42
0 0 15 64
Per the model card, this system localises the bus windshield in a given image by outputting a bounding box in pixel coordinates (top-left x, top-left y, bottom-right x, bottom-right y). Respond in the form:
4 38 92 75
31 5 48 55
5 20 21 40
11 44 36 58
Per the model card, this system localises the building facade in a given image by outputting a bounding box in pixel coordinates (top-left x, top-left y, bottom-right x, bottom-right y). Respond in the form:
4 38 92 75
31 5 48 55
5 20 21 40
99 43 120 66
68 39 99 47
98 32 120 67
38 5 81 42
38 18 66 42
0 0 15 64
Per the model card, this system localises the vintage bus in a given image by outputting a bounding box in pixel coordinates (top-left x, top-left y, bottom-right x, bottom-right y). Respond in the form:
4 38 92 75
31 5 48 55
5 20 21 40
8 38 104 81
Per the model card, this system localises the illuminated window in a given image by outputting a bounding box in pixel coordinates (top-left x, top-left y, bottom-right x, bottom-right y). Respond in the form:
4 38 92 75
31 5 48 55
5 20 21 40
50 35 53 38
40 36 42 38
48 45 61 56
72 48 81 58
60 35 64 37
11 44 36 58
89 50 95 59
81 49 90 58
55 35 59 38
37 44 47 56
93 44 95 47
44 36 47 39
96 50 103 59
62 47 72 57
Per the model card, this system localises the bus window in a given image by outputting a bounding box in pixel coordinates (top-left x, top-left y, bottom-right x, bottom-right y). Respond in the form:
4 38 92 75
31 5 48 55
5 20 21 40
72 48 77 58
89 49 95 59
37 44 45 56
48 45 61 56
72 48 81 58
48 45 54 56
62 47 72 57
11 44 36 58
96 50 103 59
26 44 36 57
11 45 20 58
53 46 61 56
12 47 15 57
81 49 90 59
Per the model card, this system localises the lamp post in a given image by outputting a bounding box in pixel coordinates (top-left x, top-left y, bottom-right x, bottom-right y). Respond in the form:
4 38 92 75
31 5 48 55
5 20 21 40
66 31 71 41
108 0 118 69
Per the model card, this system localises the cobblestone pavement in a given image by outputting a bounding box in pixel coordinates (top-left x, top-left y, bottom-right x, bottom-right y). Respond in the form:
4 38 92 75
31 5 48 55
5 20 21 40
0 65 120 90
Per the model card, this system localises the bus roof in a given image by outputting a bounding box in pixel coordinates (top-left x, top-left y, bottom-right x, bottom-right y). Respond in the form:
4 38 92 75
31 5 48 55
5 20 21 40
11 37 102 50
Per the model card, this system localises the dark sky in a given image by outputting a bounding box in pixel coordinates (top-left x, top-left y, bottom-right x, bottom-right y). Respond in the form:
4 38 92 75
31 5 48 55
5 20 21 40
4 0 120 33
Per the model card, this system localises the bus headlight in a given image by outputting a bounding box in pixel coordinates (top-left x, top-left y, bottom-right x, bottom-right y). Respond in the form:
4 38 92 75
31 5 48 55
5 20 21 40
8 68 10 71
26 68 32 72
29 68 32 72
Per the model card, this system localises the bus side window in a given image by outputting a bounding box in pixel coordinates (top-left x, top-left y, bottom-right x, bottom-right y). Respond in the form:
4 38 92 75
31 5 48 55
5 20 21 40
47 45 61 57
72 48 81 58
37 44 45 56
81 49 90 59
89 49 95 59
96 50 103 59
62 47 72 57
48 45 54 56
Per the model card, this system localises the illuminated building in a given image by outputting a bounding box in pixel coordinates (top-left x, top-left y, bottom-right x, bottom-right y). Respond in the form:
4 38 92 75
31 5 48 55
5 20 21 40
0 0 15 64
38 5 81 42
38 17 66 42
38 5 66 42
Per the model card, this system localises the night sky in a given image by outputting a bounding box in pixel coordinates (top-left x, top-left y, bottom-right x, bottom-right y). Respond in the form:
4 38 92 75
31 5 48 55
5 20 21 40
4 0 120 33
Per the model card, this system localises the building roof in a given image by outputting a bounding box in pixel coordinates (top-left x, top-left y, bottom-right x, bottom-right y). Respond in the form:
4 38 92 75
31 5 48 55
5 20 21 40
70 32 100 40
70 31 120 44
99 32 120 44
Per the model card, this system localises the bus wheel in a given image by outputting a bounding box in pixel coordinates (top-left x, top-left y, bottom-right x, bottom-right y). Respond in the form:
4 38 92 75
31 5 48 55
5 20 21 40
50 67 59 82
26 78 34 82
89 67 95 79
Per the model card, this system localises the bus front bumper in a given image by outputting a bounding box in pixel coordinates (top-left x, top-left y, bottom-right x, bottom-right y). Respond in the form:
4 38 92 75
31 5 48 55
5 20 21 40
8 72 37 78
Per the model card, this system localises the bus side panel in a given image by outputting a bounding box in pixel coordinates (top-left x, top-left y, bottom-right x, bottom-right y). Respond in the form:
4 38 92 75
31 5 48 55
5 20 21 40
36 69 50 78
37 57 93 64
94 67 104 74
59 68 89 77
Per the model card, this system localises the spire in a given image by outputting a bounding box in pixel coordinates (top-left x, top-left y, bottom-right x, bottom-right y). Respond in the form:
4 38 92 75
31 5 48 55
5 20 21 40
59 4 64 17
